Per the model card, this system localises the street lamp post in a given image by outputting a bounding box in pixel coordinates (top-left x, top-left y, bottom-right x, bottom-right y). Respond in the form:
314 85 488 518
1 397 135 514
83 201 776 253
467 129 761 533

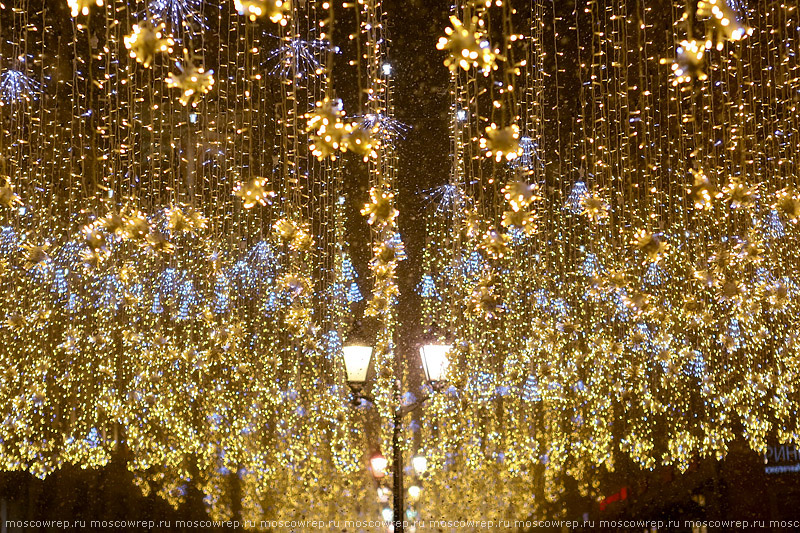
342 343 452 533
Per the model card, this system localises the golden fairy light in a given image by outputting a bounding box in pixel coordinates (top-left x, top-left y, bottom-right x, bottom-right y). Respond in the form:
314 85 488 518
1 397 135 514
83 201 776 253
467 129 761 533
0 184 22 208
6 0 800 524
124 21 174 68
696 0 752 48
663 39 707 85
480 123 522 162
233 178 275 208
67 0 103 17
361 187 399 228
234 0 291 25
306 98 349 160
166 52 215 107
437 15 498 74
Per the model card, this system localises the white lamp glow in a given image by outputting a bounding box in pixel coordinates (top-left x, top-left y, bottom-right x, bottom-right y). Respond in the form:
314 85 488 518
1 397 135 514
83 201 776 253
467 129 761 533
412 455 428 475
342 345 373 383
420 344 452 382
370 452 388 479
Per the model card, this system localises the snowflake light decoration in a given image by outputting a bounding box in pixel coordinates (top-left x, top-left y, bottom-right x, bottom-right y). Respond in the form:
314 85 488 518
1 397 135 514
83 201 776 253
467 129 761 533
124 21 174 68
437 15 498 74
266 37 327 78
148 0 204 30
662 40 707 85
480 124 522 162
233 178 275 208
0 70 41 105
166 52 215 107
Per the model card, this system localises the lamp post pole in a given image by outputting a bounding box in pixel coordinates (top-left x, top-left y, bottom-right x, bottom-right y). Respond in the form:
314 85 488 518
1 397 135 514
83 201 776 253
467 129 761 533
343 343 451 533
392 407 405 533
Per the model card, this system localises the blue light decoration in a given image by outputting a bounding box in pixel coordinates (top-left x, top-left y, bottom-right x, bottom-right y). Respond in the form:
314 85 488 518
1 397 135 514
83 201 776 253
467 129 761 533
247 240 276 271
549 297 569 320
494 383 510 397
352 113 410 142
510 136 543 171
611 289 631 322
0 69 41 105
533 289 549 309
686 350 707 378
347 282 363 303
265 36 327 78
507 226 529 243
764 209 785 240
579 252 603 278
213 272 231 313
260 290 280 314
417 274 438 298
151 293 163 314
725 318 743 351
463 250 484 277
0 227 18 254
159 268 181 297
421 183 464 213
229 259 255 294
468 371 495 403
97 274 124 311
522 376 542 402
341 253 363 303
148 0 205 31
566 180 589 214
53 241 85 271
322 330 342 361
85 428 101 449
389 232 406 260
754 267 773 286
66 293 81 312
176 279 197 320
634 322 652 343
341 254 357 281
643 261 667 286
52 267 70 300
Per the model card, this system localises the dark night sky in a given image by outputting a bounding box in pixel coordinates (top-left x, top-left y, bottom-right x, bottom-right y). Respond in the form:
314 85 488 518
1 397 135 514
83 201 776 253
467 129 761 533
387 0 452 365
334 0 454 372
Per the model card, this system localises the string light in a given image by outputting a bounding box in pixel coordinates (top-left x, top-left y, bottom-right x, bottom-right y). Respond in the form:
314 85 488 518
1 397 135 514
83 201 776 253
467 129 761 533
3 0 799 525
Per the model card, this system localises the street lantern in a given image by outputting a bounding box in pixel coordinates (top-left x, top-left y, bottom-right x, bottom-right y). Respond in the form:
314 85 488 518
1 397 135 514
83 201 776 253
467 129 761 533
342 344 373 384
370 451 388 479
419 344 452 383
412 455 427 475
